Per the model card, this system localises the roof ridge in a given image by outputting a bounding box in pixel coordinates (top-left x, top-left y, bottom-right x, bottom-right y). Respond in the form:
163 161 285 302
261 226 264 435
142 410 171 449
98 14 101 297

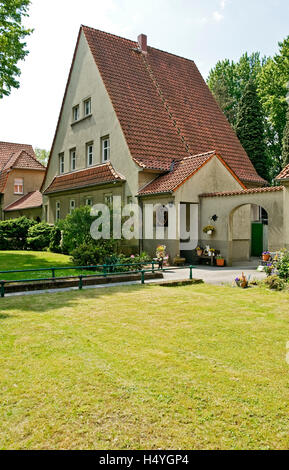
140 53 190 155
182 150 216 161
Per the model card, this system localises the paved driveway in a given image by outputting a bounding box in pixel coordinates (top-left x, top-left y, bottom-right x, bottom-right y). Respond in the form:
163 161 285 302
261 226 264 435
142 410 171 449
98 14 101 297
150 264 266 286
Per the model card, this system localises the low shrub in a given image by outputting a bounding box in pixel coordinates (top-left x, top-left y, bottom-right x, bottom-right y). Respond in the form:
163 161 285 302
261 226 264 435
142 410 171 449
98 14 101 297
275 250 289 280
70 240 117 267
0 217 37 249
263 275 286 291
26 223 54 251
49 226 62 253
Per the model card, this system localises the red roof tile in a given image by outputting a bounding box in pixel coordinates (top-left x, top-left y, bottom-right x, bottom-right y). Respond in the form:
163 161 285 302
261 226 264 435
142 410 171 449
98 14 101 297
0 141 44 171
4 191 43 212
200 186 284 198
276 164 289 180
43 163 125 194
0 170 9 193
138 151 246 195
81 26 265 184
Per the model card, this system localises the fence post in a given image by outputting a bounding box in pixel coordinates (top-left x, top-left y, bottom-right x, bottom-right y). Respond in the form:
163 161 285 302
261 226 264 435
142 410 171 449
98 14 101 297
141 270 145 285
103 264 107 278
51 268 55 280
79 275 83 290
0 281 5 298
152 261 155 273
189 265 193 280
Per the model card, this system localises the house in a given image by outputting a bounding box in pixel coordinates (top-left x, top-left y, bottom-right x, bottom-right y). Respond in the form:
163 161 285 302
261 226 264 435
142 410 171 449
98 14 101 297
0 142 45 221
42 26 289 263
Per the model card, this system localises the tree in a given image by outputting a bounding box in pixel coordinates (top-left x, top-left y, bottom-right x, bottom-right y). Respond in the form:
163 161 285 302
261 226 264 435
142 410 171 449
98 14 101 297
207 52 266 128
282 104 289 168
258 36 289 173
34 148 49 167
235 80 268 181
0 0 33 98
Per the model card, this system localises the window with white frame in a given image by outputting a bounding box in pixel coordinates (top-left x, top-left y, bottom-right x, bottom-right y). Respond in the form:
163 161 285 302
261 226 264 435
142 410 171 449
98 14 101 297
101 136 110 162
70 149 76 171
14 178 23 194
84 98 91 116
86 198 93 206
104 193 113 206
56 201 60 221
59 153 64 174
69 199 76 214
86 143 93 167
73 105 79 122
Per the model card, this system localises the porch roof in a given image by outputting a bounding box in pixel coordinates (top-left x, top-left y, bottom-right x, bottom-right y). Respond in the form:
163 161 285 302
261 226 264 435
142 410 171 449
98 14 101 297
200 186 284 198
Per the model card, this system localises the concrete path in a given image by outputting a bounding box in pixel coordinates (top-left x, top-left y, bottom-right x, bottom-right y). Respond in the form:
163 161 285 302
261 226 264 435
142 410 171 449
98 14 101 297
1 262 266 297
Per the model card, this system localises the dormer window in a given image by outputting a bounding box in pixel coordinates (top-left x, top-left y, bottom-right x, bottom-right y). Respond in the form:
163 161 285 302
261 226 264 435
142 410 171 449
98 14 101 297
14 178 23 194
72 105 79 122
70 148 76 171
84 98 91 116
102 136 110 162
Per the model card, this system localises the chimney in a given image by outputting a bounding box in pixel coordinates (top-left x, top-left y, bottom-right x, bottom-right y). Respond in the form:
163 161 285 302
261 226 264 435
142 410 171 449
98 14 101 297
137 34 147 54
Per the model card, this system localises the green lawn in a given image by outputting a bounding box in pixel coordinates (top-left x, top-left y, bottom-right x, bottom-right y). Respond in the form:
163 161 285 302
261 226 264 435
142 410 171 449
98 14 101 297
1 284 289 449
0 251 90 281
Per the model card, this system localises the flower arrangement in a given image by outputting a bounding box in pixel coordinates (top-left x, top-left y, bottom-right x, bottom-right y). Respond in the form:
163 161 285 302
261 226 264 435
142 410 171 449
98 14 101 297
196 246 203 256
262 251 271 261
203 225 215 235
235 272 249 288
156 245 169 267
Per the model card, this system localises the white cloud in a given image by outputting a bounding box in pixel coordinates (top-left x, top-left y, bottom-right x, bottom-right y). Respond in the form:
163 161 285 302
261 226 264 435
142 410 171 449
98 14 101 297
212 11 224 22
220 0 227 10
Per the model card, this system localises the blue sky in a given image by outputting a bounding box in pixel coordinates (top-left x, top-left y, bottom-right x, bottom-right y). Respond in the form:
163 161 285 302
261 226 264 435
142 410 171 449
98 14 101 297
0 0 288 149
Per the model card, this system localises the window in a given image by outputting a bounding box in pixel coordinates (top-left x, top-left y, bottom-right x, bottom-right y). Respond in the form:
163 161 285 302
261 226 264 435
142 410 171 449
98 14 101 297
86 143 93 167
127 196 133 204
102 136 110 162
56 201 60 221
69 199 75 214
73 105 79 122
70 149 76 171
104 193 113 206
59 153 64 174
86 198 93 206
84 98 91 116
14 178 23 194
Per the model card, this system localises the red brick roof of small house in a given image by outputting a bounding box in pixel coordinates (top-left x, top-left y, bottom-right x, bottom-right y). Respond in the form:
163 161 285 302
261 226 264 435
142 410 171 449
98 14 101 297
0 142 45 194
200 186 284 198
43 162 125 194
276 164 289 180
43 27 266 191
4 191 43 212
138 151 246 195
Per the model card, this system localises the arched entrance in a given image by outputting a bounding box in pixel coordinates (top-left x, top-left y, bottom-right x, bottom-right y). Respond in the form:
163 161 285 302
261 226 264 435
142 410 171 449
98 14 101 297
200 186 285 266
228 203 269 264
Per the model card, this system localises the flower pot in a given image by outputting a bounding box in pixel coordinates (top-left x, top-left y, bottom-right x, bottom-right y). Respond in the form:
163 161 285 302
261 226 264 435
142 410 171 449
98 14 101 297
262 254 270 261
207 230 213 235
197 249 203 256
216 258 225 267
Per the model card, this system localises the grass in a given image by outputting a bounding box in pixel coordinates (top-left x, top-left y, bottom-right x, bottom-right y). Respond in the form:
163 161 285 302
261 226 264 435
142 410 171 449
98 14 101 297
0 251 97 281
1 283 289 450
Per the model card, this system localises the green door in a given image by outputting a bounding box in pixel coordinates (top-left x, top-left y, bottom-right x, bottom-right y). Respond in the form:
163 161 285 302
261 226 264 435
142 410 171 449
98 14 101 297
251 222 263 256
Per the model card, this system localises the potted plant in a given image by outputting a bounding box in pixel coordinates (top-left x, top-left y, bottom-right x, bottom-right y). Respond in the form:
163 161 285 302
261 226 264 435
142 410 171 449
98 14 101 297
235 272 249 288
203 225 215 236
208 248 215 257
196 246 203 256
216 255 225 267
262 251 271 262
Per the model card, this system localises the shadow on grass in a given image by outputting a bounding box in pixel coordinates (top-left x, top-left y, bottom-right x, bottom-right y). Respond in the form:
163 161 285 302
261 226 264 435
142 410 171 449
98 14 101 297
0 283 150 313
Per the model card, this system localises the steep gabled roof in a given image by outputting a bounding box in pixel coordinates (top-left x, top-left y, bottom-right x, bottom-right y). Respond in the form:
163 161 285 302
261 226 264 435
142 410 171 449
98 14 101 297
0 141 44 171
43 162 125 194
4 191 43 212
276 164 289 181
138 151 245 195
81 26 265 184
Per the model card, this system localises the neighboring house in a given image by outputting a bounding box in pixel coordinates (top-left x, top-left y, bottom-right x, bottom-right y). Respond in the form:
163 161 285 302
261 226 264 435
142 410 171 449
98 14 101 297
0 142 45 221
42 26 288 263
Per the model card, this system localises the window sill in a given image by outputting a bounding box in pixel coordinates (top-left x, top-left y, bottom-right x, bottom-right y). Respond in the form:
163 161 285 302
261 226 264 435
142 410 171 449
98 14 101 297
71 114 92 126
